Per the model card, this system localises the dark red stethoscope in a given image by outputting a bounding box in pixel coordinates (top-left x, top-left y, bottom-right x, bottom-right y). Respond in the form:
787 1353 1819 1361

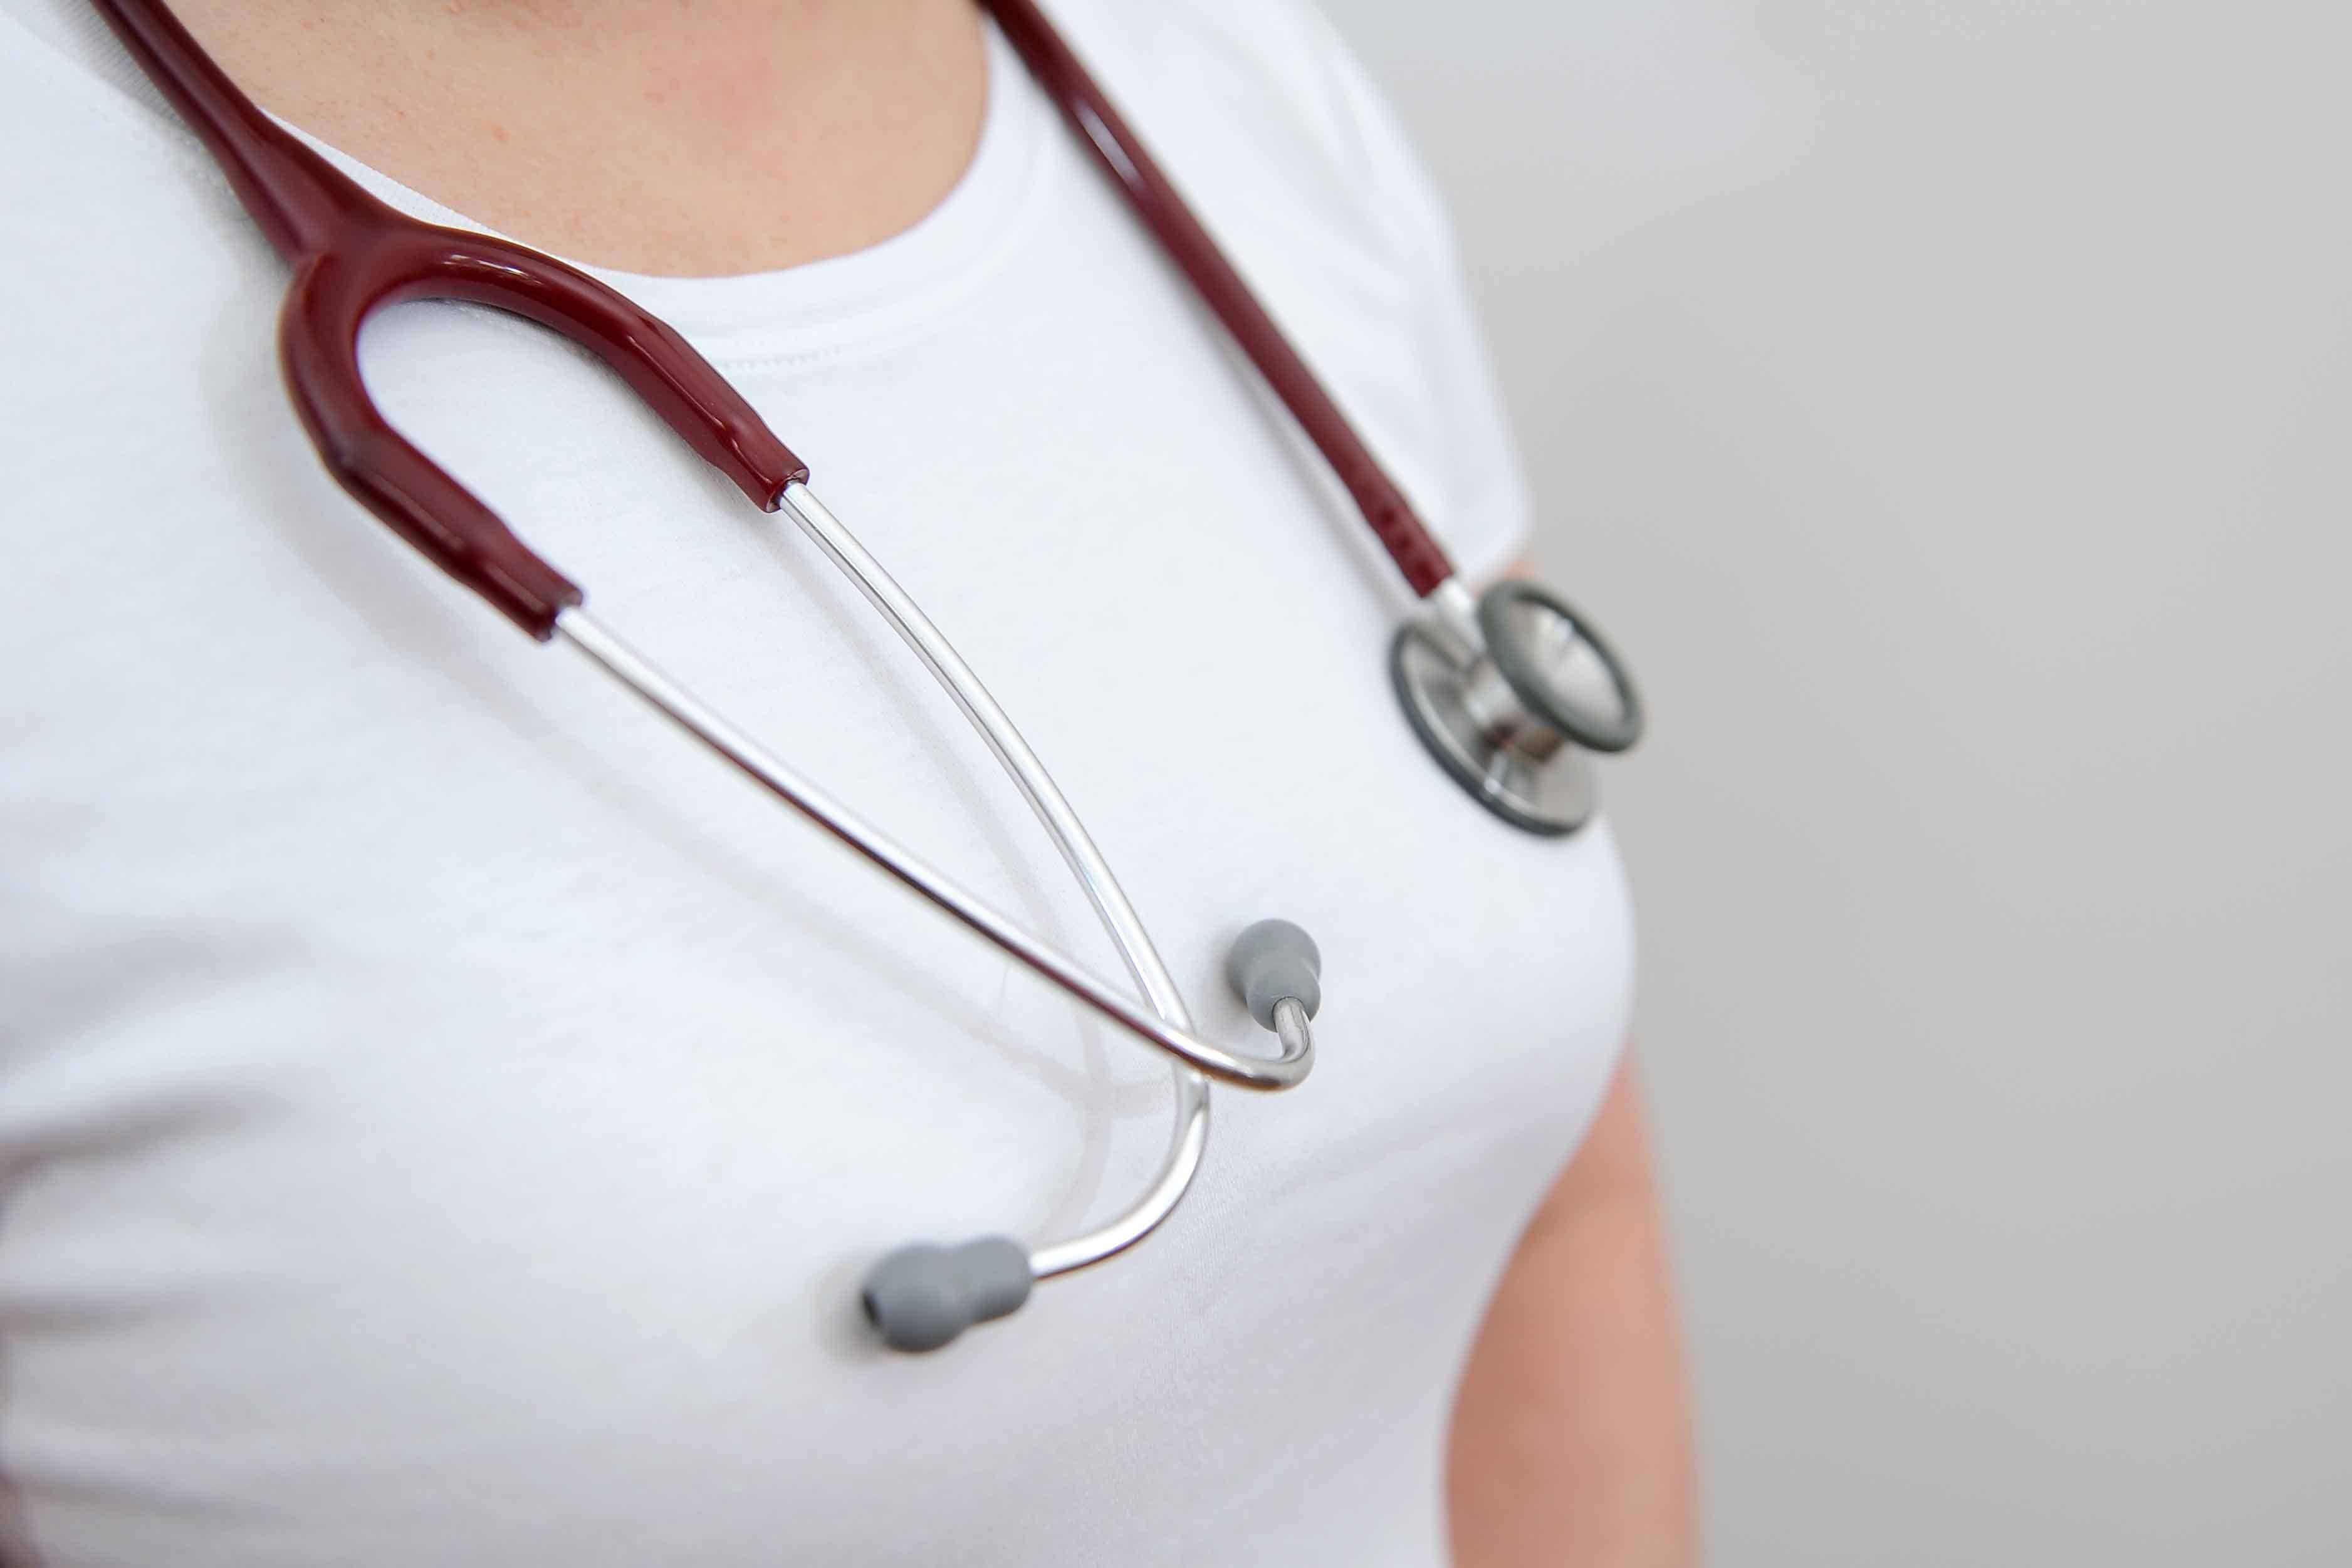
87 0 1645 1351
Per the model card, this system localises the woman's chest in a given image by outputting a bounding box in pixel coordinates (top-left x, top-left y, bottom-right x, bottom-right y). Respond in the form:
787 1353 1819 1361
1 184 1633 1564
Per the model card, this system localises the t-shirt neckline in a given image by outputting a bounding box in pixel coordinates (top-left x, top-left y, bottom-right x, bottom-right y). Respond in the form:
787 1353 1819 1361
285 21 1053 369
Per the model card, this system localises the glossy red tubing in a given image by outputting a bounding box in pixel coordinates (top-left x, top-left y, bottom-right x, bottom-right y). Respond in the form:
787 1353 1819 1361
91 0 1458 622
86 0 810 639
978 0 1458 598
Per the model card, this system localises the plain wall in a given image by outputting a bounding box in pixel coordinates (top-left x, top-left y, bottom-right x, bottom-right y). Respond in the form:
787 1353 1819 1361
1319 2 2352 1562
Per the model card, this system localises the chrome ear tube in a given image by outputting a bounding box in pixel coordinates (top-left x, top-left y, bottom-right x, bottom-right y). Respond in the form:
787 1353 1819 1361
768 486 1327 1352
862 921 1323 1354
538 484 1334 1356
555 487 1332 1354
1390 578 1646 838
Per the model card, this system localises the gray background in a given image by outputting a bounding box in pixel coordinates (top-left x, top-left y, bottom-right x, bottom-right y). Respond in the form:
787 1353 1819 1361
1322 1 2351 1562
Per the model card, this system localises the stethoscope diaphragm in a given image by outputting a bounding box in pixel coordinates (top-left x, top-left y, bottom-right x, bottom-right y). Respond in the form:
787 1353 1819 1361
1389 579 1644 837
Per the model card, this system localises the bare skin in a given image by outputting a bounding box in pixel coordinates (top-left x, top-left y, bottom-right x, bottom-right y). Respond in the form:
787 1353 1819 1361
171 0 990 276
165 4 1694 1560
1448 1055 1696 1567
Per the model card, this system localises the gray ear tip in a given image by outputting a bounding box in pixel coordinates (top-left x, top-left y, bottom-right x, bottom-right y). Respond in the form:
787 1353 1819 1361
1226 919 1324 1030
861 1245 963 1353
1235 918 1320 972
862 1237 1034 1354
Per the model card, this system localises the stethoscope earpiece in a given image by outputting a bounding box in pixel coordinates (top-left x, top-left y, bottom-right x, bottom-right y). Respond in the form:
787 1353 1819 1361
1225 918 1322 1029
863 918 1323 1352
863 1238 1033 1354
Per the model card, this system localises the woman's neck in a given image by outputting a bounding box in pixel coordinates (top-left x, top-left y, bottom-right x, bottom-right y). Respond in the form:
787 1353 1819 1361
168 0 990 276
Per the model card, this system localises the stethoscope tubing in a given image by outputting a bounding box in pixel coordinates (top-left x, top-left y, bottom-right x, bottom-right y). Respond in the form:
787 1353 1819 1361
775 479 1222 1278
781 483 1194 1028
558 480 1320 1279
557 593 1310 1094
981 0 1459 599
557 605 1227 1277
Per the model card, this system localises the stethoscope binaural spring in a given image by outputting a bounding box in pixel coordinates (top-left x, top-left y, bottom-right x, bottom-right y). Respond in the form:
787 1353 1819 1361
88 0 1644 1352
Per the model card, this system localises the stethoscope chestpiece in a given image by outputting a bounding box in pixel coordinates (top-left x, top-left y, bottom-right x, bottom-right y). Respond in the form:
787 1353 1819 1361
1388 578 1644 838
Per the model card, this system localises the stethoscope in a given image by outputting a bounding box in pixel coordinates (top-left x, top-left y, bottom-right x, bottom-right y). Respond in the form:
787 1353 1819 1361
91 0 1645 1352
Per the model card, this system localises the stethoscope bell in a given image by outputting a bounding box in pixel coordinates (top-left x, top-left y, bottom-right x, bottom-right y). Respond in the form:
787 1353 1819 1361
1389 578 1645 837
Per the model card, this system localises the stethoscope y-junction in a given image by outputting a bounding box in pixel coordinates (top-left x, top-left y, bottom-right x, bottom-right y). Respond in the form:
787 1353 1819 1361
88 0 1645 1351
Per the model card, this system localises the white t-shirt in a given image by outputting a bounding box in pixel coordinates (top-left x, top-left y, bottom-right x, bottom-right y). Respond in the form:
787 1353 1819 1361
0 1 1635 1562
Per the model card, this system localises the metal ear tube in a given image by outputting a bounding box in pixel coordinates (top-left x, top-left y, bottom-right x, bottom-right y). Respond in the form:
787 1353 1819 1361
864 920 1324 1353
551 486 1329 1354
